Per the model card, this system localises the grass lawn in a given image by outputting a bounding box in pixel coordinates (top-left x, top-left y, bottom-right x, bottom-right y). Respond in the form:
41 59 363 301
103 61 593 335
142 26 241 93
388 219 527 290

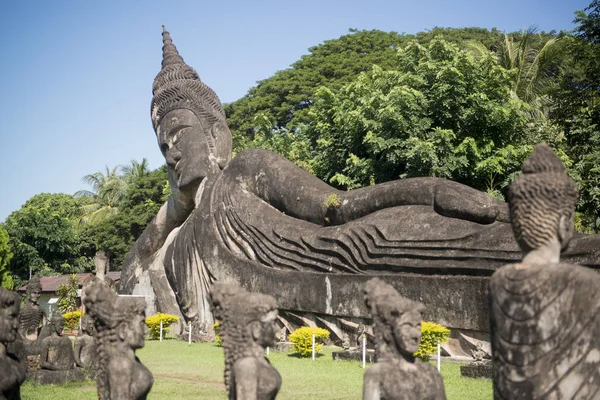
21 340 491 399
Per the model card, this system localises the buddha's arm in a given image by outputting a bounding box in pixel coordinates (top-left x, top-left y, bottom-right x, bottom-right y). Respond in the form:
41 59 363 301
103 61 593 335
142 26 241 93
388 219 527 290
232 358 259 400
39 343 56 370
108 357 134 400
73 340 83 368
227 149 508 226
120 194 192 289
362 368 382 400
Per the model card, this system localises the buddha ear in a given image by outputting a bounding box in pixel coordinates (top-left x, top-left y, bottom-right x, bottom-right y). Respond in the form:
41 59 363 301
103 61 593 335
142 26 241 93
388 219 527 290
211 121 232 169
249 320 262 341
117 321 128 341
558 214 573 250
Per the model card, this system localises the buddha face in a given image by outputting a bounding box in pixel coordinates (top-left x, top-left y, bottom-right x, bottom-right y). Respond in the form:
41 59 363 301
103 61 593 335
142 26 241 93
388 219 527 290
392 311 421 356
0 301 20 342
157 108 213 193
123 313 147 350
52 316 65 335
252 310 278 348
29 289 41 305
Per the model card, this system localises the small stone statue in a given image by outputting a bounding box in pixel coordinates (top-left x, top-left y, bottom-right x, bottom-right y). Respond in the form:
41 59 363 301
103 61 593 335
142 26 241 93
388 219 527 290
470 342 487 363
18 277 46 341
363 278 446 400
39 313 75 371
84 281 153 400
489 144 600 399
341 332 351 350
74 314 98 370
278 328 286 343
210 282 281 400
0 287 26 399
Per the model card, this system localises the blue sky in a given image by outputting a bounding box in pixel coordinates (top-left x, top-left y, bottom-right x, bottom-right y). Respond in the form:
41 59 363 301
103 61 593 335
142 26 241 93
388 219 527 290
0 0 591 221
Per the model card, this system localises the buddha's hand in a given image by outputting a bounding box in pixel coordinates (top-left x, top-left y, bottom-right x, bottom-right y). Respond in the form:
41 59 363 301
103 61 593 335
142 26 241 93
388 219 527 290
433 183 507 224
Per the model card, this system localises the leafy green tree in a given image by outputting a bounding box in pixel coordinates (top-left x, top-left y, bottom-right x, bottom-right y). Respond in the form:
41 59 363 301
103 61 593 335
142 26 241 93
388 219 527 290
0 225 14 289
226 28 507 154
79 166 168 268
468 27 567 118
304 38 555 196
121 158 151 184
547 1 600 232
5 193 91 285
56 274 78 313
75 166 126 225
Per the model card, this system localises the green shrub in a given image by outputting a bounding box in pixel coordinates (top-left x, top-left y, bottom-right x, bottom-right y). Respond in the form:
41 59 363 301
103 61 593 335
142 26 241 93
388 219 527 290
62 310 83 331
415 321 450 361
213 321 222 347
145 312 180 340
289 326 330 357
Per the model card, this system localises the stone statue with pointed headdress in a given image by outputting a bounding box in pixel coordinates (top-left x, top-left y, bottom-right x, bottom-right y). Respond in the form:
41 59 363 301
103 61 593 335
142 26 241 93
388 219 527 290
210 282 281 400
489 144 600 399
120 27 600 342
362 278 446 400
84 281 153 400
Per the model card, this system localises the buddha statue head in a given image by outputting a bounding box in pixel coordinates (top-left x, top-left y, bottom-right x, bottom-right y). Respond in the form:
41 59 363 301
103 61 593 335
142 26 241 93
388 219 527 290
80 314 95 337
49 313 65 336
0 287 21 343
151 26 232 196
26 277 42 306
364 278 425 361
209 282 278 391
508 144 578 254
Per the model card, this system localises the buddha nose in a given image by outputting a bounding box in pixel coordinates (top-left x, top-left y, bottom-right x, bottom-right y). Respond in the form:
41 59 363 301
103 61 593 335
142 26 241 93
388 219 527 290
166 147 182 169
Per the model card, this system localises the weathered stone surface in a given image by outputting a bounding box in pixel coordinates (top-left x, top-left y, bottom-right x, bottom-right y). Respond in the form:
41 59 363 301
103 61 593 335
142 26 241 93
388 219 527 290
362 278 446 400
39 313 75 371
0 287 26 399
120 27 600 341
489 144 600 399
460 363 492 379
84 281 153 400
74 314 98 370
332 349 375 364
210 282 281 400
28 368 86 385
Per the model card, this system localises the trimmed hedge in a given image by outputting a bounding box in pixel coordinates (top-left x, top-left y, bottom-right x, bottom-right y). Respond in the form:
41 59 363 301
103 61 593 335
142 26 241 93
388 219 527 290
289 326 330 357
415 321 450 361
145 312 179 339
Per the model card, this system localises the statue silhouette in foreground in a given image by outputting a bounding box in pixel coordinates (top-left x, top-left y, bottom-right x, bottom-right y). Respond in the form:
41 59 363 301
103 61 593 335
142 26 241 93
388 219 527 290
210 282 281 400
489 144 600 399
362 278 446 400
0 287 25 400
85 282 153 400
120 26 600 340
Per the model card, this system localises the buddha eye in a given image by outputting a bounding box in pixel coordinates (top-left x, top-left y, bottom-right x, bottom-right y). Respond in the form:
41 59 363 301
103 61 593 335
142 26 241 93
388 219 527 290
160 143 169 155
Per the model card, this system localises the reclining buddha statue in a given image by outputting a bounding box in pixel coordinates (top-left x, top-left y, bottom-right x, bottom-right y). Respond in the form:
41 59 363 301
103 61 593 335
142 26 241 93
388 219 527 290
120 26 600 341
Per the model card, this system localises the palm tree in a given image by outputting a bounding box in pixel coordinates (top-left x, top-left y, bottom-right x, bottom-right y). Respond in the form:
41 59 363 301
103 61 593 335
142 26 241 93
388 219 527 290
120 158 151 184
467 26 566 118
74 166 126 225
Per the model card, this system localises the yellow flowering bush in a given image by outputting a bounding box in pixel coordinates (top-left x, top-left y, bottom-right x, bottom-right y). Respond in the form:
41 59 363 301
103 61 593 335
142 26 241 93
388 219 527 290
62 310 83 331
289 326 330 357
213 321 222 346
145 312 179 339
415 321 450 361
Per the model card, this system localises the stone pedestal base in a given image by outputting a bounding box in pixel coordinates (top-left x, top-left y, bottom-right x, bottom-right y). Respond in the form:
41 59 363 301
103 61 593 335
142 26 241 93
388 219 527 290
460 363 492 379
27 369 86 385
332 349 375 363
